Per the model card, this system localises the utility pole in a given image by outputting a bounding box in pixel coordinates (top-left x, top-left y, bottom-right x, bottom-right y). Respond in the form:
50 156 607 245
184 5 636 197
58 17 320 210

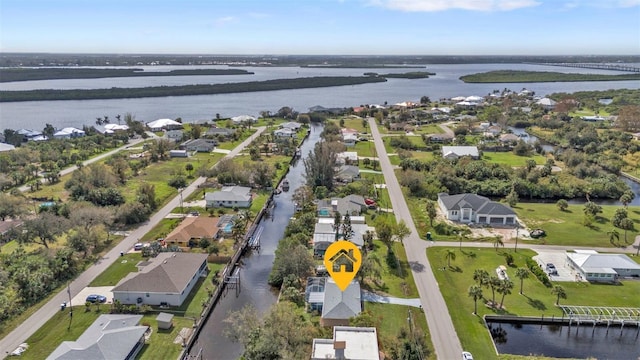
514 224 519 253
67 282 73 330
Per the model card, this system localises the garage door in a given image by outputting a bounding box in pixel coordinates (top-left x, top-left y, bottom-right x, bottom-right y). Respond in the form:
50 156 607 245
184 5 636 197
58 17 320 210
505 218 514 224
490 217 503 224
479 216 487 223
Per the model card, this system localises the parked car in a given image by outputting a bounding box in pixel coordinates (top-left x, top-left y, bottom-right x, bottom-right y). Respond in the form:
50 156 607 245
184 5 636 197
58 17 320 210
86 294 107 303
546 263 558 275
134 243 143 251
530 229 546 238
462 351 474 360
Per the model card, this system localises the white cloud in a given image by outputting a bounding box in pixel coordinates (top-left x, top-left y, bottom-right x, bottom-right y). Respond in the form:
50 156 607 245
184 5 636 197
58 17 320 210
369 0 541 12
214 16 236 26
561 0 640 8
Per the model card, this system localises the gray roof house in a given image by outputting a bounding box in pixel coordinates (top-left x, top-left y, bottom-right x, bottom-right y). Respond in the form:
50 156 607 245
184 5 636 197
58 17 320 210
112 253 208 306
313 219 370 257
274 128 297 138
180 138 217 152
47 314 147 360
317 195 367 216
438 193 517 225
205 186 253 208
335 165 360 183
280 121 302 130
165 129 184 142
321 278 362 327
442 146 479 160
206 127 236 138
566 251 640 283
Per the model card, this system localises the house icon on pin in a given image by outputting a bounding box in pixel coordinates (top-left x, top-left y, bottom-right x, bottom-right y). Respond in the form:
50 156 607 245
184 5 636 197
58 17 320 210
329 249 357 273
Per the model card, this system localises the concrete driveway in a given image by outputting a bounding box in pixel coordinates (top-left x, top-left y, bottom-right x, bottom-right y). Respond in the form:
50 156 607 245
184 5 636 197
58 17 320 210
69 286 114 306
532 250 578 282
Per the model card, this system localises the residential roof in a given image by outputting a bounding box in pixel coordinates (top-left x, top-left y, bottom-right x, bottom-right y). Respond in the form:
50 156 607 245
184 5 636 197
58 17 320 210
205 186 252 202
104 124 129 131
112 253 208 294
280 121 302 130
156 312 174 323
54 127 85 137
274 128 297 136
442 146 479 158
499 133 519 142
47 314 147 360
567 253 640 273
438 193 516 216
146 118 182 129
165 216 219 244
536 98 557 107
206 127 235 136
322 278 361 320
312 326 380 360
336 166 360 180
181 138 216 150
231 115 256 123
0 143 16 152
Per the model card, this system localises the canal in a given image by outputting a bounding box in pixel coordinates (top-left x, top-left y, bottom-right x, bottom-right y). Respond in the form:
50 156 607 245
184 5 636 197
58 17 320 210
192 123 322 360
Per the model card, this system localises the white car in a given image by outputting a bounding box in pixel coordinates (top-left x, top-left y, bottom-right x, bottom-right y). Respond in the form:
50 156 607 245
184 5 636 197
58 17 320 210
462 351 474 360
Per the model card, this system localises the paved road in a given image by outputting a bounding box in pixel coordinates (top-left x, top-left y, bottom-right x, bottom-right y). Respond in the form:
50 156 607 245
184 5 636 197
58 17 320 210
0 127 265 357
369 117 464 359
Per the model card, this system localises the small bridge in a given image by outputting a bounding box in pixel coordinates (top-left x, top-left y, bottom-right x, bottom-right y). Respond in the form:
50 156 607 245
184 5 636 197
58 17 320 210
560 305 640 332
538 63 640 73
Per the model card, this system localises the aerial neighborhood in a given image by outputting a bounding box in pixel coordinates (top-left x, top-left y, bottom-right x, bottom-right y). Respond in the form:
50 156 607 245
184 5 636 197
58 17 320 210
1 62 640 360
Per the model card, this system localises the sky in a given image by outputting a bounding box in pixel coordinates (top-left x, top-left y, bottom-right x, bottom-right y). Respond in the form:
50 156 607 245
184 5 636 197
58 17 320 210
1 0 639 55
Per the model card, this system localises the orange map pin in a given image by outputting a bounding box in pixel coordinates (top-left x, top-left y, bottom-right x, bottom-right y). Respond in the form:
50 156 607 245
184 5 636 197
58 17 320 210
323 240 362 291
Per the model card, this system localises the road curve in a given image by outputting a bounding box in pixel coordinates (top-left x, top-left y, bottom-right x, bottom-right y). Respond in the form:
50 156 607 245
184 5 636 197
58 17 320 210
368 117 464 359
0 127 265 357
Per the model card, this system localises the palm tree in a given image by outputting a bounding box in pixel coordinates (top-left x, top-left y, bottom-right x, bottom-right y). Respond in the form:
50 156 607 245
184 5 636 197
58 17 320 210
551 285 567 305
493 236 504 252
488 276 500 307
607 229 620 246
473 269 490 287
497 279 514 309
619 218 634 244
515 268 529 295
95 117 103 126
445 249 456 268
468 285 483 315
116 114 122 125
425 200 437 227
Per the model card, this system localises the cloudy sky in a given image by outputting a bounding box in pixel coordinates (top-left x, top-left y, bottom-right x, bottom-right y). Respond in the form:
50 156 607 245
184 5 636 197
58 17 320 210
1 0 639 55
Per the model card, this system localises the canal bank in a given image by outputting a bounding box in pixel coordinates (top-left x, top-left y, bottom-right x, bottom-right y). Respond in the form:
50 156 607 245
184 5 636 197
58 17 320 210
187 123 321 360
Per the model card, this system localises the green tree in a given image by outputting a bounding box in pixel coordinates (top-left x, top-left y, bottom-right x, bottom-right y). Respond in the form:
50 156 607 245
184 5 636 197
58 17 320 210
375 221 394 253
22 212 70 249
619 193 633 208
394 220 411 244
468 284 484 315
445 249 456 268
556 199 569 212
619 218 634 244
473 269 490 287
136 182 157 210
515 268 529 295
303 141 338 191
607 228 620 246
583 202 602 217
493 236 504 252
488 276 501 307
497 279 514 309
551 285 567 305
425 200 437 227
185 163 194 177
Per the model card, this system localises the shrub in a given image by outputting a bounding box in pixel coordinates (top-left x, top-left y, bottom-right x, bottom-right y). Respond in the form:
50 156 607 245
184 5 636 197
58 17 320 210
526 258 551 287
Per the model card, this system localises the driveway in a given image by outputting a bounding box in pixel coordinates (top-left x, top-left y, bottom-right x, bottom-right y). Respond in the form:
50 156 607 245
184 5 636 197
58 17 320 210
362 291 422 308
70 286 114 307
532 250 579 282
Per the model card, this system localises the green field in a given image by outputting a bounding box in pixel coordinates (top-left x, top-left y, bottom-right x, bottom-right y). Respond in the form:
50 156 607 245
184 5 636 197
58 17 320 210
427 247 640 360
364 240 419 298
460 70 640 83
482 151 547 166
514 203 640 247
353 140 377 157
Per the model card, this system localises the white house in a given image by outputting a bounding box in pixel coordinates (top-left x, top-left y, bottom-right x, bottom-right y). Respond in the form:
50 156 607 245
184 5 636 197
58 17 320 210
342 133 358 147
566 251 640 283
536 98 557 110
441 146 479 160
47 315 148 360
146 118 183 131
438 192 517 225
231 115 256 124
53 127 85 139
112 253 208 307
205 186 252 208
280 121 302 130
311 326 380 360
0 143 16 152
274 128 297 138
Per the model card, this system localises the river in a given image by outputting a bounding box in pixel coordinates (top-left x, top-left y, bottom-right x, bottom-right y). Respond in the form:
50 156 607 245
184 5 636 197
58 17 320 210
1 63 639 130
189 123 321 360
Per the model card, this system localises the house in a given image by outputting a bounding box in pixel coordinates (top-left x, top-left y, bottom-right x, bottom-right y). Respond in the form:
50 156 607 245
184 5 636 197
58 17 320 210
146 118 183 131
309 105 345 114
441 146 479 160
313 216 370 257
337 152 359 165
47 314 148 360
536 97 557 110
104 124 129 132
427 133 453 143
231 115 256 124
165 130 184 142
206 127 236 138
438 192 518 225
566 251 640 283
335 165 360 182
317 195 367 216
112 252 208 306
321 278 362 326
274 128 297 138
311 326 381 360
280 121 302 130
53 127 85 139
180 138 217 152
342 133 358 147
499 133 519 143
17 129 43 141
164 216 219 249
205 186 252 208
169 149 189 158
0 143 16 152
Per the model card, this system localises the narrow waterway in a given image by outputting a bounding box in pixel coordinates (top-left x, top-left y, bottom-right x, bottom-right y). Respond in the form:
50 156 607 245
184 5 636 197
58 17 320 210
192 123 321 360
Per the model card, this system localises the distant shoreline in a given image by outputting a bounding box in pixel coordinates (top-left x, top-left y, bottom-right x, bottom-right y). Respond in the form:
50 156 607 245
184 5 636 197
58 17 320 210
460 70 640 83
0 76 387 102
0 68 253 83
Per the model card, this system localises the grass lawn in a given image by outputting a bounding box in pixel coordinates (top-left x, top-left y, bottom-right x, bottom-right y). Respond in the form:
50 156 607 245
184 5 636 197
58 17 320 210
182 263 225 318
514 203 640 247
426 247 640 360
19 307 104 360
335 117 369 133
140 218 182 243
353 140 377 158
482 151 547 167
215 129 256 150
136 316 194 360
90 252 144 286
364 240 419 298
364 303 435 360
414 124 444 134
